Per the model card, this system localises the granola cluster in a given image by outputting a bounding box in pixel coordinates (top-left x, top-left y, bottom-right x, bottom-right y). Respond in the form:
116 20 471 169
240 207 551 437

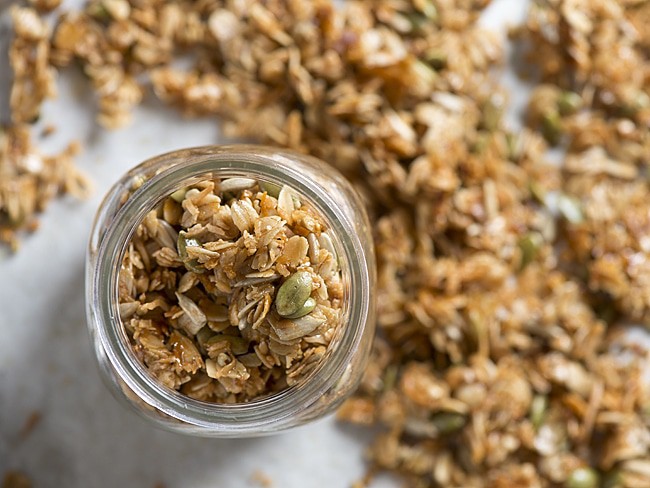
4 0 650 485
0 7 89 251
517 0 650 328
118 178 343 402
0 124 89 250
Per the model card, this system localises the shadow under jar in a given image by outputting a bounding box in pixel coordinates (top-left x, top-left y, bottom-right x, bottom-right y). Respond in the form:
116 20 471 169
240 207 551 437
86 145 376 437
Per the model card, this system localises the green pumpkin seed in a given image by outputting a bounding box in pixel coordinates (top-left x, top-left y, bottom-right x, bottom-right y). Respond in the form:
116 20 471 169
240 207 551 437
405 12 429 34
529 180 547 205
473 133 490 154
566 467 599 488
88 2 110 19
557 91 582 115
482 99 503 132
275 270 313 317
260 180 282 198
425 50 446 70
382 365 399 393
620 91 650 117
430 412 466 434
284 297 317 319
518 232 543 270
530 394 548 429
506 133 520 161
542 110 562 145
177 231 205 274
602 469 622 488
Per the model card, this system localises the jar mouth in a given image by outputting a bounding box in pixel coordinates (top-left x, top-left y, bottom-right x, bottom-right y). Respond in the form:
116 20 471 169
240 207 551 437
88 145 373 434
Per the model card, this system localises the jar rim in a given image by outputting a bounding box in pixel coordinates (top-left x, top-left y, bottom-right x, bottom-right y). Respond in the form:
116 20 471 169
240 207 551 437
87 145 373 434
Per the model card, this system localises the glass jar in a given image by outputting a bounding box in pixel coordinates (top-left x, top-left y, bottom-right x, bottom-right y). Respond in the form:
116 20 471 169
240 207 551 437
86 145 376 437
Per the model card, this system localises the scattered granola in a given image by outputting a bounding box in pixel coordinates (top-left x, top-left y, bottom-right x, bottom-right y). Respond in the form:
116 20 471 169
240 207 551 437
118 178 343 402
516 0 650 328
0 125 90 251
1 6 90 252
4 0 650 485
9 6 57 125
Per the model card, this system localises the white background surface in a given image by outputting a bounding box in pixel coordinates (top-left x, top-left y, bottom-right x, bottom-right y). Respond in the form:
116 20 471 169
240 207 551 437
0 1 530 486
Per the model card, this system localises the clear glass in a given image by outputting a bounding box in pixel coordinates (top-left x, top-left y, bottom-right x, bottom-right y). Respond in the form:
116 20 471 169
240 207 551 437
86 145 376 437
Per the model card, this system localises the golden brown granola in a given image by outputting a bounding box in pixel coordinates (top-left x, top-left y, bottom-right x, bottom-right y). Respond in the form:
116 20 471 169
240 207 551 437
1 6 90 252
516 0 650 327
118 178 343 402
9 6 57 125
0 125 90 251
4 0 650 485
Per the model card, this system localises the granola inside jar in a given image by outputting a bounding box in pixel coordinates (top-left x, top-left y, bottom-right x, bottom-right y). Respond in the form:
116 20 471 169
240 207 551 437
86 145 376 436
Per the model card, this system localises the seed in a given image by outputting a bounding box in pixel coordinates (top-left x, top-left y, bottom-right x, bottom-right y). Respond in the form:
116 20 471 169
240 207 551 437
529 180 547 205
557 91 582 115
482 99 503 132
542 110 562 145
425 50 446 70
163 198 182 225
421 0 437 20
219 177 257 193
284 297 317 319
318 231 337 261
277 185 301 216
87 2 110 19
518 232 543 270
177 231 205 274
473 133 490 154
430 412 466 434
403 12 423 32
529 394 548 429
382 365 399 393
602 469 622 488
170 187 187 203
620 91 650 117
566 467 599 488
275 270 313 317
260 180 281 198
506 133 520 161
557 194 584 224
130 175 146 190
307 233 320 264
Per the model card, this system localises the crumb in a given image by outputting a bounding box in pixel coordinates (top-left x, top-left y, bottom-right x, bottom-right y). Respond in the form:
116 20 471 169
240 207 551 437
17 411 41 441
40 124 56 138
250 470 273 488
